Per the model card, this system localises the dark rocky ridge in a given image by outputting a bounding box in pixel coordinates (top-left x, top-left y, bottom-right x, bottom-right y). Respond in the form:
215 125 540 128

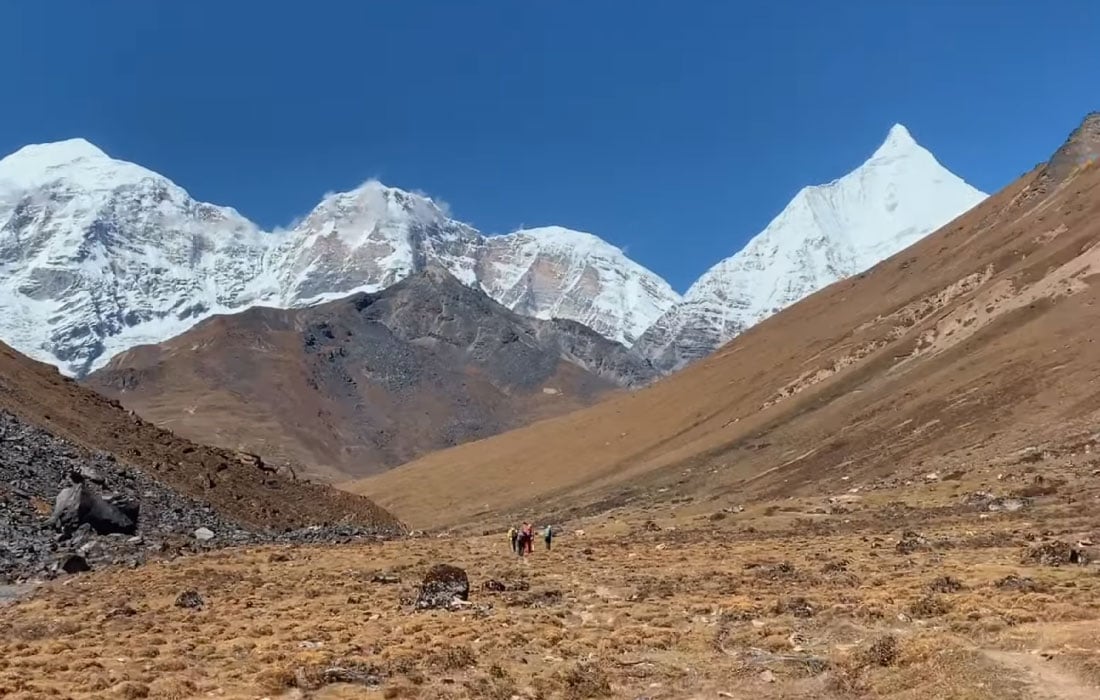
88 266 658 480
0 410 395 583
0 338 403 533
344 265 658 390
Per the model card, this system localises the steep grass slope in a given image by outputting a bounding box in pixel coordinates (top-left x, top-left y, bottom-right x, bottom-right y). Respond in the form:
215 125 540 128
349 114 1100 531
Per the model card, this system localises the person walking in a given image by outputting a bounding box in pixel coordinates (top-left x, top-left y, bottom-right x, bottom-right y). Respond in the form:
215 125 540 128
521 521 534 555
543 524 553 550
508 525 518 553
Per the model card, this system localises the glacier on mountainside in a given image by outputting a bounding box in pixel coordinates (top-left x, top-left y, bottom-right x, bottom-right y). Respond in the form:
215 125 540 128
633 124 988 372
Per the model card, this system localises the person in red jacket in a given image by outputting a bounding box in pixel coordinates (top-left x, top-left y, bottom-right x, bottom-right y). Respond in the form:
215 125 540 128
521 522 534 554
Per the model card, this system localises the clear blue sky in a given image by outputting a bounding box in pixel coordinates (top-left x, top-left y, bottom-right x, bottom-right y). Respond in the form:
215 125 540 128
2 1 1097 291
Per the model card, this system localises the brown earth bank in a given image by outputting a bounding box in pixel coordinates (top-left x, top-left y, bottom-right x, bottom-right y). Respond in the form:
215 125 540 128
349 113 1100 533
0 339 401 532
86 265 656 482
3 464 1100 699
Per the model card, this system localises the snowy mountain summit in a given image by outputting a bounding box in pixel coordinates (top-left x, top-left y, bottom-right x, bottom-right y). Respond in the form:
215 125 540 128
0 142 678 376
0 125 982 378
633 124 987 371
0 138 273 375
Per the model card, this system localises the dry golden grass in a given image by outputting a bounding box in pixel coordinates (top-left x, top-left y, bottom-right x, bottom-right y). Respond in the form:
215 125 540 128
347 160 1100 535
3 473 1100 699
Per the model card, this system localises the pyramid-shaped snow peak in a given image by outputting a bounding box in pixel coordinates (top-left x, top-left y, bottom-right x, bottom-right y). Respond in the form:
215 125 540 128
872 123 917 154
633 123 988 373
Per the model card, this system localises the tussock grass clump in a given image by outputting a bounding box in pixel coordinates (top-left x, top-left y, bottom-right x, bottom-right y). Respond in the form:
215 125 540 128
113 681 151 699
265 661 386 691
427 644 477 671
559 662 612 699
927 575 965 593
858 635 899 667
909 595 951 618
994 573 1050 593
463 672 517 700
773 596 815 618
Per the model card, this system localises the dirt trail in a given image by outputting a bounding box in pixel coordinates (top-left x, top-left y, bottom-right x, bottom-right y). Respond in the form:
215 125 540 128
982 650 1098 700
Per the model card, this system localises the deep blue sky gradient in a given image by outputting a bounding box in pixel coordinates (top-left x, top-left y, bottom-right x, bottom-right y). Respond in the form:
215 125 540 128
2 1 1097 291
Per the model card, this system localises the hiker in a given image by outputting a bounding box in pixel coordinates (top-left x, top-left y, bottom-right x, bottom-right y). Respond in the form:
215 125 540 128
543 524 553 550
508 525 518 553
522 522 534 554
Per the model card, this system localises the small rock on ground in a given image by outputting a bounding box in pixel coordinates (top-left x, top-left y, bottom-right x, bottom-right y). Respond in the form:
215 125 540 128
175 590 204 609
415 564 469 610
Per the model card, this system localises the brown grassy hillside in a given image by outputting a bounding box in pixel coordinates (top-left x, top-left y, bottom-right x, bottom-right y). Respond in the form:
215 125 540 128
86 267 653 482
0 339 402 532
349 114 1100 531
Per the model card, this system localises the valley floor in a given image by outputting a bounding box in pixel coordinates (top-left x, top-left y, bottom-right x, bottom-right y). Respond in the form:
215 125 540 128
3 473 1100 700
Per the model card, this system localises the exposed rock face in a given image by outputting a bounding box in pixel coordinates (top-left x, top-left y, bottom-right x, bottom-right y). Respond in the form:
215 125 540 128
0 408 402 583
87 267 657 480
1041 112 1100 186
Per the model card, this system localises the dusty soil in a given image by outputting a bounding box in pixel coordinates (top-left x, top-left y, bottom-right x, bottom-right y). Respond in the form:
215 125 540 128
3 471 1100 700
350 115 1100 532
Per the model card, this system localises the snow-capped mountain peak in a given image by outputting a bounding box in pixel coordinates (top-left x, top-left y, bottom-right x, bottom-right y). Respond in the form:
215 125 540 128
333 179 449 222
503 225 614 250
1 137 109 169
0 138 157 195
633 124 987 372
295 180 452 247
872 123 918 157
477 226 680 345
0 142 678 375
0 124 983 378
271 179 484 305
276 188 679 344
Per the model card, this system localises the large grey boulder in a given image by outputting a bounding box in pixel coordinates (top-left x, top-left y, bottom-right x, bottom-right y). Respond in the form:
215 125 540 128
47 478 137 537
55 554 91 575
